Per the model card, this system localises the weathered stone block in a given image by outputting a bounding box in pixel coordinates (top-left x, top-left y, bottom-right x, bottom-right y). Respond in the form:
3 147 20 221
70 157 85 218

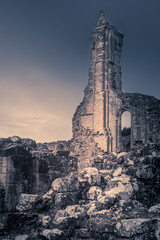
15 235 28 240
115 219 151 237
16 194 39 212
41 228 63 239
87 186 102 201
55 192 76 209
52 173 79 193
148 204 160 214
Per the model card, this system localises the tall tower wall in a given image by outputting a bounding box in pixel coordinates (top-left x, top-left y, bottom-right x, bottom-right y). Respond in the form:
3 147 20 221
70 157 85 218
76 11 123 152
72 11 160 169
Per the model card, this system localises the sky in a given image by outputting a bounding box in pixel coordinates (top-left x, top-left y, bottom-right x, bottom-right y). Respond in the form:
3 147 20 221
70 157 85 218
0 0 160 142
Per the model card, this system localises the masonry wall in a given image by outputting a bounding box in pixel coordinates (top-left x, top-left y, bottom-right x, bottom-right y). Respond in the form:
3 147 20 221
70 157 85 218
0 138 77 213
0 147 34 212
118 93 160 150
72 12 160 168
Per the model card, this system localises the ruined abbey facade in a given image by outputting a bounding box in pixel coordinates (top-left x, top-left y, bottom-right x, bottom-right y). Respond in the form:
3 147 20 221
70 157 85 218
0 12 160 214
73 12 160 156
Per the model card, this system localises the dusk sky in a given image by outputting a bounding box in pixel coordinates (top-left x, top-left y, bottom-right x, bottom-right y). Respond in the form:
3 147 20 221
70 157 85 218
0 0 160 142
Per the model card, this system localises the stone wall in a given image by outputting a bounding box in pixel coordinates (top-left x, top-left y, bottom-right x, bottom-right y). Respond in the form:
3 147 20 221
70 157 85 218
72 11 160 168
0 137 77 213
0 146 34 212
118 92 160 150
37 140 71 155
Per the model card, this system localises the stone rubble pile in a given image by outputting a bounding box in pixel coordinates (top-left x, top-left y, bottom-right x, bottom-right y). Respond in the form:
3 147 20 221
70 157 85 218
1 143 160 240
0 136 77 214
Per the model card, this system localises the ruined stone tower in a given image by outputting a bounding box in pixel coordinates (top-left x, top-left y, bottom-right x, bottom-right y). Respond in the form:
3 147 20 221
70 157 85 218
87 11 123 152
72 11 160 168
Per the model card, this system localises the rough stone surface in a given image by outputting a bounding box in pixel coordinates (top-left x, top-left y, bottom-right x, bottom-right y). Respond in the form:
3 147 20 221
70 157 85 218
54 192 76 210
0 144 160 239
40 215 51 228
41 228 63 239
148 204 160 214
77 167 101 185
16 194 39 212
0 136 77 212
87 186 102 200
0 11 160 240
51 173 79 193
115 219 151 237
113 167 123 177
72 11 160 169
15 235 28 240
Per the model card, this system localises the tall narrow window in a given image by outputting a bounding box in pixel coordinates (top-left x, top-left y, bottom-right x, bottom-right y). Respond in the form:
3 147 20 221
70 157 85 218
121 111 131 151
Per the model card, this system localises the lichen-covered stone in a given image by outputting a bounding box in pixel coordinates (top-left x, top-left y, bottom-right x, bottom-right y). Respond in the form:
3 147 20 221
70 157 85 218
115 219 151 237
16 194 39 212
113 167 123 177
39 215 51 228
15 235 28 240
97 194 117 209
112 200 148 219
87 209 115 233
51 173 79 193
77 167 101 185
148 204 160 213
136 165 155 180
55 192 76 209
117 152 127 159
104 181 134 199
43 189 54 199
41 228 63 239
54 205 86 223
87 186 102 200
74 228 92 238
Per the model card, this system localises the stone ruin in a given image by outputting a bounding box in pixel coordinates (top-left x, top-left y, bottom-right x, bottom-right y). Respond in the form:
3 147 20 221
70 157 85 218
0 11 160 240
72 11 160 168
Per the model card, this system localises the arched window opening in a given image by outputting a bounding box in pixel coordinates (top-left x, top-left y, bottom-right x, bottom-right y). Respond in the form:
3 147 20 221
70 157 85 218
121 111 131 151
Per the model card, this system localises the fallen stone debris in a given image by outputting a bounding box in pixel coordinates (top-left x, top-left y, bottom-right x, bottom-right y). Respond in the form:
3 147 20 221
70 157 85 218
0 143 160 239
